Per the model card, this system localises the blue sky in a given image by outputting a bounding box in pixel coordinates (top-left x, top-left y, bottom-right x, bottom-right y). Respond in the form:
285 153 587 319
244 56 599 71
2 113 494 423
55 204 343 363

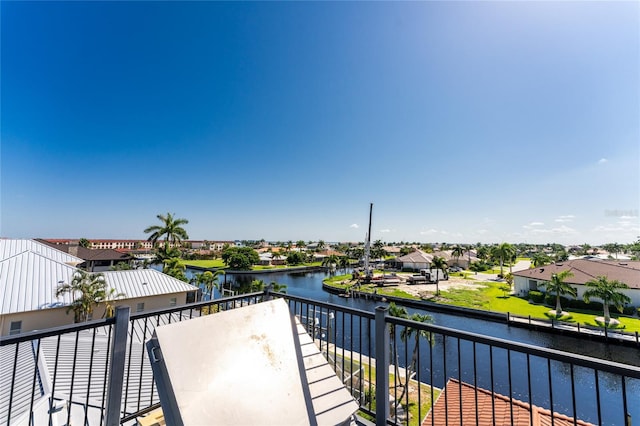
2 1 638 245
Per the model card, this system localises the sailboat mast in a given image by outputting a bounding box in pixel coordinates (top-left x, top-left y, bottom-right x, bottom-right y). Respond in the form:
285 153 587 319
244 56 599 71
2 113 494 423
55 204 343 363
364 203 373 279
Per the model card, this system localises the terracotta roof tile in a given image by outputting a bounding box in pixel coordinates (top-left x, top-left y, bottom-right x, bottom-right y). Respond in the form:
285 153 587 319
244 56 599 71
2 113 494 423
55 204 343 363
423 379 595 426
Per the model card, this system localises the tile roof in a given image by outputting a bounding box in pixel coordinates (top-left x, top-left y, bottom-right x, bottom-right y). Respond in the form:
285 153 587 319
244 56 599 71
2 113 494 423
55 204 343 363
423 379 595 426
513 259 640 289
396 250 433 264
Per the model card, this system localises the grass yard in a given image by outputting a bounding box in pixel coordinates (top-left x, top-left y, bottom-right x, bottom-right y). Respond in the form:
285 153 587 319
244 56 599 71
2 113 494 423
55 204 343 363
437 282 640 333
180 259 226 268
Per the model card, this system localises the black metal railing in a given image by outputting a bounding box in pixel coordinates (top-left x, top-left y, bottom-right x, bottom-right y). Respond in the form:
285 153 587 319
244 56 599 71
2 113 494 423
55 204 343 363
1 290 639 426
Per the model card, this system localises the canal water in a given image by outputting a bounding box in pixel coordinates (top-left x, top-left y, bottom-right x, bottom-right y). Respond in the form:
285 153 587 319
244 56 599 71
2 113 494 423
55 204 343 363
190 268 640 425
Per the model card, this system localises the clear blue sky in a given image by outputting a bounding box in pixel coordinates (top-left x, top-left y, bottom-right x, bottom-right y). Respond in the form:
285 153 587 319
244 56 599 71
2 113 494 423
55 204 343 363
2 1 638 245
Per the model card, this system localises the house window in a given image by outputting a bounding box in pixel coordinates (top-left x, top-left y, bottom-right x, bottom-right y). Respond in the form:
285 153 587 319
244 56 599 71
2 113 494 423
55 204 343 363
529 280 538 291
136 302 145 312
169 298 177 307
9 321 22 335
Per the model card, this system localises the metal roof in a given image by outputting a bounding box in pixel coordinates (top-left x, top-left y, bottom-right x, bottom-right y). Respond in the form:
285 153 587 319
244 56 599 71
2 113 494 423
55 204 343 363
1 249 197 315
0 250 78 315
101 269 197 299
0 239 83 265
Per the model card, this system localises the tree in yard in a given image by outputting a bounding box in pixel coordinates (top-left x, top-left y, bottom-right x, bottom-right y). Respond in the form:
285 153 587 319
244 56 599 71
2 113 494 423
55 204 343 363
538 270 576 316
388 303 408 401
531 252 551 268
163 257 188 282
296 240 306 251
249 279 287 294
317 240 326 251
221 247 260 270
286 251 306 265
430 256 448 295
322 254 340 269
494 242 515 277
192 270 224 301
451 245 465 268
144 212 189 248
583 276 631 324
78 238 91 248
338 256 351 273
397 313 434 404
56 270 116 322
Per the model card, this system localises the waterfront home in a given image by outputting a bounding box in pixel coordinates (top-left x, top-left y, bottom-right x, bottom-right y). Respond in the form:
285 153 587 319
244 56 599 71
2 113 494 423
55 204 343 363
394 249 433 271
0 239 198 336
512 259 640 307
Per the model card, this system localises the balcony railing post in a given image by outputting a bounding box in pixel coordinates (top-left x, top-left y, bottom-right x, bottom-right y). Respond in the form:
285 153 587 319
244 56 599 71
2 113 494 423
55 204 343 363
375 306 389 426
105 306 130 426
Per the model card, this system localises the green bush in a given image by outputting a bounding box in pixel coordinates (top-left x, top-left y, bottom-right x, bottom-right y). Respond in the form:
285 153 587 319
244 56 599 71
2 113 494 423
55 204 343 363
528 291 544 303
622 305 636 316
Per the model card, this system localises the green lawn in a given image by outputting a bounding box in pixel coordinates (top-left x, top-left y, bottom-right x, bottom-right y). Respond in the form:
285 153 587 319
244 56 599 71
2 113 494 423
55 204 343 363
180 259 226 268
324 275 640 333
437 282 640 333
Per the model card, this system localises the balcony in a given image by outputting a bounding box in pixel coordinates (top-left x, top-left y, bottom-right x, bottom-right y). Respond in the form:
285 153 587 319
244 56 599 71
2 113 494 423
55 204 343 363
1 290 639 425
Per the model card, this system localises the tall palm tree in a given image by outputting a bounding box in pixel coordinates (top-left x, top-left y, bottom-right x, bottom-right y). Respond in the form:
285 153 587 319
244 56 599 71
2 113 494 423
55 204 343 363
494 242 515 277
538 270 576 315
398 313 433 403
144 212 189 248
338 256 351 273
451 245 465 268
583 276 631 324
430 256 448 295
532 252 551 268
388 303 408 399
192 270 224 301
56 270 110 322
322 254 340 269
163 257 187 282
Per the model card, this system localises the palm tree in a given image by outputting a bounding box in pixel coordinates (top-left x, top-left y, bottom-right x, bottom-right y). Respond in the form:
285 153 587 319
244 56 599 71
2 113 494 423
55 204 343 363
317 240 326 251
144 212 189 248
192 270 224 301
538 270 576 315
430 256 448 295
388 303 408 398
56 270 109 322
451 245 465 268
163 257 187 281
583 276 631 324
494 242 515 277
531 252 551 268
398 313 433 403
338 256 351 273
322 254 340 269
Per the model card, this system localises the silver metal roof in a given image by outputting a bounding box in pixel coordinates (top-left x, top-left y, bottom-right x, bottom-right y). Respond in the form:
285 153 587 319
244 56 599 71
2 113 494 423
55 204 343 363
0 250 78 315
1 245 197 315
0 239 83 265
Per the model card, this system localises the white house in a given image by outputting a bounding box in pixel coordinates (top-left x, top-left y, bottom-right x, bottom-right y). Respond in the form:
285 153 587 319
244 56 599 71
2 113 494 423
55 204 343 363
396 250 434 271
0 239 199 336
512 259 640 308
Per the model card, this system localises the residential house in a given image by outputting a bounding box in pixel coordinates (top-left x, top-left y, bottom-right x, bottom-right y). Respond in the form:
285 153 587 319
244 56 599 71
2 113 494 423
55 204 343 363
37 239 134 272
512 259 640 307
395 250 433 271
0 240 199 336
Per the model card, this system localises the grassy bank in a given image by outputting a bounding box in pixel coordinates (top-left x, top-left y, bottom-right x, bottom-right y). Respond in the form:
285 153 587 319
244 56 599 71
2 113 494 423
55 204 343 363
324 274 640 333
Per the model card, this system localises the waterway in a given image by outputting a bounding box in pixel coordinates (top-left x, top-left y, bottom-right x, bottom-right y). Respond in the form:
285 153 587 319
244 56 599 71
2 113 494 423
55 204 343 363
189 268 640 425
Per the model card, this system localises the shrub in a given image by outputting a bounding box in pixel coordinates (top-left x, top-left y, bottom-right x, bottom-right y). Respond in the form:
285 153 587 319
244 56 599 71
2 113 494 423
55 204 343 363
528 291 544 303
622 305 636 316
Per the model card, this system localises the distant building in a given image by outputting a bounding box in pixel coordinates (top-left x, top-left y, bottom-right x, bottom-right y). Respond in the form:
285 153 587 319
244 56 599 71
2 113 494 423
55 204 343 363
395 250 433 271
37 239 134 271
